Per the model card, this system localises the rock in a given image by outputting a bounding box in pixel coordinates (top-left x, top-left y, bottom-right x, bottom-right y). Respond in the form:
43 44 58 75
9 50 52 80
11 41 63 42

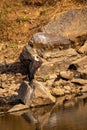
77 93 87 100
64 85 71 91
78 40 87 54
33 32 71 51
35 48 79 81
81 86 87 93
43 8 87 41
17 81 34 105
17 80 56 107
18 7 87 107
30 80 56 107
51 88 65 97
71 78 87 85
65 95 75 101
8 104 29 113
64 90 71 94
55 96 66 106
60 70 74 80
31 8 87 51
69 56 87 70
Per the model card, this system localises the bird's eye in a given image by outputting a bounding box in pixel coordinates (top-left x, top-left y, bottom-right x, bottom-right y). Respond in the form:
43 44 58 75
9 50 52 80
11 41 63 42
35 56 39 61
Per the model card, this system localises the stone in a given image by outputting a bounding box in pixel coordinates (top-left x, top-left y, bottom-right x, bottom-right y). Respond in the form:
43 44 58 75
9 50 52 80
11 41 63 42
55 96 66 106
81 86 87 93
64 85 71 91
64 90 71 94
69 56 87 70
18 7 87 107
8 104 29 113
78 40 87 54
31 8 87 51
43 8 87 41
71 78 87 85
17 81 33 105
30 80 56 107
33 32 71 50
60 70 74 80
51 88 65 97
35 48 79 81
77 93 87 100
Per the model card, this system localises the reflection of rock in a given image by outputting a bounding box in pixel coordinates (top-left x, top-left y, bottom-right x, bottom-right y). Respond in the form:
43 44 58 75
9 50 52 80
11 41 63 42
22 111 37 123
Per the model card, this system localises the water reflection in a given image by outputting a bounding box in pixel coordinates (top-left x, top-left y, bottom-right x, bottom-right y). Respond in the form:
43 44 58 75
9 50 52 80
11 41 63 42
0 98 87 130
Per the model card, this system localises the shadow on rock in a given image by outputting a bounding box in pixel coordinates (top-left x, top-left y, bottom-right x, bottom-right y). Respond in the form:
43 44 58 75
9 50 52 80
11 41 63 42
0 62 27 75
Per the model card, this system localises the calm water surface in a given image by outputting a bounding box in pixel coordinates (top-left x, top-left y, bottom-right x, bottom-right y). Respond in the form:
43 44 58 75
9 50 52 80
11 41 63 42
0 99 87 130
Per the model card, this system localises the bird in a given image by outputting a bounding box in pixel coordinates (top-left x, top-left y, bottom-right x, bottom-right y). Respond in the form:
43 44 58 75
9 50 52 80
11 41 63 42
28 56 42 82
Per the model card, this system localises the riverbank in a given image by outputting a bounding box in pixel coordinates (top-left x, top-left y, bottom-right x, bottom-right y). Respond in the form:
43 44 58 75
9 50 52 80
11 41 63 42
0 0 87 112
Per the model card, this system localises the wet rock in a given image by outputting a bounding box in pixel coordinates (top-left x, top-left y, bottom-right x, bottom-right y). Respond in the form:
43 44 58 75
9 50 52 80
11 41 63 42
8 104 29 113
60 70 74 80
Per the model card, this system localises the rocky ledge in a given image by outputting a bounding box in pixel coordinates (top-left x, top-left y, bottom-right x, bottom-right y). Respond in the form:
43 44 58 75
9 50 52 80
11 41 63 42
1 7 87 112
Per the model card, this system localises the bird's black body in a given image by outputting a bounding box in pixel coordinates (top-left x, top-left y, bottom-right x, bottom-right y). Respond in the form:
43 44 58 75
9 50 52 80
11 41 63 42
20 44 42 83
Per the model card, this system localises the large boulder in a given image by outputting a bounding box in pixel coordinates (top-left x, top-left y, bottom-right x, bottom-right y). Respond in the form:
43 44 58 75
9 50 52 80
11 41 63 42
31 8 87 51
29 80 56 107
17 80 55 107
43 8 87 40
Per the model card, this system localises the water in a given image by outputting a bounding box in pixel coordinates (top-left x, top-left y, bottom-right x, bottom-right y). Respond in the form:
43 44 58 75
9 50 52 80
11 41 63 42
0 98 87 130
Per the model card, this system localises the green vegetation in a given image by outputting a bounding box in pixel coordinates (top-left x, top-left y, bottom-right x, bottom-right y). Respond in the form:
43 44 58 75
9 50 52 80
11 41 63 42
16 16 30 23
9 42 18 49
